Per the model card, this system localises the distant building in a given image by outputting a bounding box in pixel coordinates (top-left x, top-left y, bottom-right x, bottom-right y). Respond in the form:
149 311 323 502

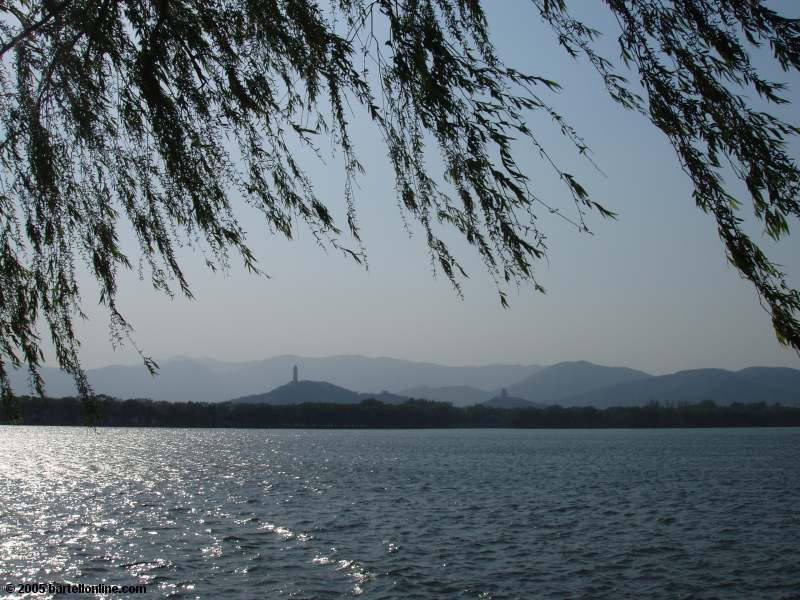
293 365 298 383
501 388 508 398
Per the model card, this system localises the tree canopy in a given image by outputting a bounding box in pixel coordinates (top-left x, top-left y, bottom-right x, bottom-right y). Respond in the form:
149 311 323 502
1 0 799 412
6 395 800 429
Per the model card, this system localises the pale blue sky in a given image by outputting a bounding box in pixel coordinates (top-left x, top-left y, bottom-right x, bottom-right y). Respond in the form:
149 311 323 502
65 2 800 375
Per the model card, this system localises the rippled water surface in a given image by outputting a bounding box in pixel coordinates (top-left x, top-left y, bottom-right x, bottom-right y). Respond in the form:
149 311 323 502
1 427 799 599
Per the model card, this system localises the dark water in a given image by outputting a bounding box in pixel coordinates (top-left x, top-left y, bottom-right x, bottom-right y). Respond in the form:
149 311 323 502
1 427 799 599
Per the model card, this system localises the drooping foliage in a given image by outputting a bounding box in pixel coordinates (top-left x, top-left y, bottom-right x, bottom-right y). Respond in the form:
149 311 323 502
538 0 800 347
0 0 798 415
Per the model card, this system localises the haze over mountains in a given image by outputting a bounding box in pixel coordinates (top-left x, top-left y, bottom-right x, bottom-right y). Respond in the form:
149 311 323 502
564 367 800 408
8 355 541 403
503 361 651 406
8 355 800 407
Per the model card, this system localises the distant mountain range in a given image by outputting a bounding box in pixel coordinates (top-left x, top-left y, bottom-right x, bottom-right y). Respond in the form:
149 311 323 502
10 355 542 402
411 362 800 407
7 355 541 403
404 361 651 407
504 361 651 405
563 367 800 408
217 361 800 408
8 355 799 407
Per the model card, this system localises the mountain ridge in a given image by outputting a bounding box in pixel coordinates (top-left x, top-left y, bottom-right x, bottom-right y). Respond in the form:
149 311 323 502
561 367 800 407
7 357 798 408
7 355 542 403
503 361 653 405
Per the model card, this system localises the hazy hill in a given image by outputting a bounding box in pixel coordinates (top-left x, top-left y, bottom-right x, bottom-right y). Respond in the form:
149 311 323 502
5 359 230 403
7 355 542 402
230 380 409 405
504 361 652 405
563 367 800 408
737 367 800 396
481 395 545 409
399 385 493 407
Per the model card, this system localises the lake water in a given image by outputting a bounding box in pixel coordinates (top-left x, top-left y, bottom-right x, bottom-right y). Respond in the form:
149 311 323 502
1 427 799 599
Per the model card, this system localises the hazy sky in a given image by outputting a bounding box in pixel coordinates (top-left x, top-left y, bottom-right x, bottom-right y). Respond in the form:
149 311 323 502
63 3 800 375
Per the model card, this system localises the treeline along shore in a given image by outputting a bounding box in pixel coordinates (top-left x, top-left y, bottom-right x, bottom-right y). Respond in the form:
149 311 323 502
3 396 800 428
